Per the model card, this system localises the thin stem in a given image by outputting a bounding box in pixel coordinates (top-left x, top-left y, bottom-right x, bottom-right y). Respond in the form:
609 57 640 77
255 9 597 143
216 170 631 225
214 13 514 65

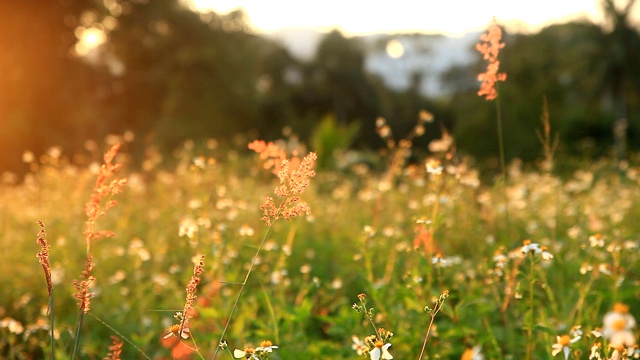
495 95 511 239
418 293 448 360
48 290 55 360
525 255 535 360
88 313 151 360
418 314 437 360
211 225 273 360
70 312 85 360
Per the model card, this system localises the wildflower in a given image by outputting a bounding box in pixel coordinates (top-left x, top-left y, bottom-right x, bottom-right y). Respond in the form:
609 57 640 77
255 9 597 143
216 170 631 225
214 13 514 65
476 17 506 100
178 255 205 333
35 220 52 297
603 303 637 347
248 140 288 173
591 327 603 338
255 340 278 353
521 240 542 255
0 317 24 334
352 336 368 356
541 246 554 260
609 344 628 360
571 325 583 339
589 342 602 360
552 334 579 359
589 233 605 247
162 323 190 340
461 345 484 360
234 347 258 360
259 151 317 226
104 336 124 360
83 143 127 249
426 159 443 175
369 340 393 360
73 255 95 313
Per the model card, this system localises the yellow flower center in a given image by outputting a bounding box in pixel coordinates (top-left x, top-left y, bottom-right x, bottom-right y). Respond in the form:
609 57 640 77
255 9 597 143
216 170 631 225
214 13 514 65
374 340 384 349
612 318 627 331
260 340 272 348
613 303 630 314
244 347 255 354
461 348 474 360
558 335 571 346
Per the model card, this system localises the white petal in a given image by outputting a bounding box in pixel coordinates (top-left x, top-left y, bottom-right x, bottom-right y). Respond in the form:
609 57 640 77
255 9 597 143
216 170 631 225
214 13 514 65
370 348 381 360
233 349 246 358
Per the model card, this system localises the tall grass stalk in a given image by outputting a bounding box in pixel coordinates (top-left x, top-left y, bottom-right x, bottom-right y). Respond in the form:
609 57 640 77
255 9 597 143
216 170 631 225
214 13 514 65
36 220 54 360
418 290 449 360
212 147 317 359
495 94 511 239
212 225 273 359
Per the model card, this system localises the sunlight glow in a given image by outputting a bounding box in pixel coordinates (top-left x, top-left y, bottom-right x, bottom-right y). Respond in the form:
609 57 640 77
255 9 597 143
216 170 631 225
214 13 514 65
386 39 405 59
187 0 637 36
74 27 107 56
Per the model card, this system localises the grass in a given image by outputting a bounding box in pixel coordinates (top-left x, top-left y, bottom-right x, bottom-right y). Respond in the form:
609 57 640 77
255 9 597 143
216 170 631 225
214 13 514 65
1 132 639 359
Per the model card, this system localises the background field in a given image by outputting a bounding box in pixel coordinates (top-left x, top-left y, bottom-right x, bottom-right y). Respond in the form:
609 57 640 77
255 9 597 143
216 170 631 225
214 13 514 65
1 135 640 359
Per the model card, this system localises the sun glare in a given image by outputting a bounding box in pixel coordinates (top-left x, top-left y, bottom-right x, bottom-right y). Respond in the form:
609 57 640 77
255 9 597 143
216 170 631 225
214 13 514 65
75 27 107 56
386 39 405 59
187 0 610 36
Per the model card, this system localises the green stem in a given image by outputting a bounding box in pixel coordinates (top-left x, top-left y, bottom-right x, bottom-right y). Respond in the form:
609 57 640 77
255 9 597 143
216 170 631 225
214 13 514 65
70 311 84 360
525 255 535 360
48 290 55 360
211 225 273 359
495 96 511 239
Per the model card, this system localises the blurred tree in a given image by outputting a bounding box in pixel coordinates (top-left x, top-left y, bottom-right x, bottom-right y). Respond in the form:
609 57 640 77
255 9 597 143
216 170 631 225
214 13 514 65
446 14 640 169
588 0 640 163
290 30 381 145
95 2 270 155
0 0 98 173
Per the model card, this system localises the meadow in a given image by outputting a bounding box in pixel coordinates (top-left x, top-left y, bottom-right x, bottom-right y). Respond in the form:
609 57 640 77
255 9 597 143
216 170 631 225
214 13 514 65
2 22 640 360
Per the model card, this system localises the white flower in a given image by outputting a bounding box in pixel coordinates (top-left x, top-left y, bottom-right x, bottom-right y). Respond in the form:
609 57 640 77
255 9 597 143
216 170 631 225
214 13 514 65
589 343 602 360
541 247 554 260
370 342 393 360
603 303 637 347
521 241 542 255
233 349 258 360
352 336 367 355
255 341 278 353
551 335 579 359
461 345 484 360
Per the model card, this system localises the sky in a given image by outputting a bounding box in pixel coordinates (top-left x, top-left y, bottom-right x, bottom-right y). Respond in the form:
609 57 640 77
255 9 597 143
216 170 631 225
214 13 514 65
189 0 639 36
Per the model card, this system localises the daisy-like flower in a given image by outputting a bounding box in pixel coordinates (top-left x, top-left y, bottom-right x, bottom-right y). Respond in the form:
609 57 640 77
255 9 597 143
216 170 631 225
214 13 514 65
521 240 542 255
369 340 393 360
461 345 484 360
628 345 640 359
352 336 368 356
426 159 443 175
234 347 258 360
540 245 554 260
552 334 580 359
162 323 190 340
603 303 637 347
609 344 627 360
255 340 278 353
589 342 602 360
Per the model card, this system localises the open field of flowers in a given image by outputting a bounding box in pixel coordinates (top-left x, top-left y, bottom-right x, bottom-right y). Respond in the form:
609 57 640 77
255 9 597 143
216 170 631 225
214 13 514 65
3 20 640 360
2 127 640 360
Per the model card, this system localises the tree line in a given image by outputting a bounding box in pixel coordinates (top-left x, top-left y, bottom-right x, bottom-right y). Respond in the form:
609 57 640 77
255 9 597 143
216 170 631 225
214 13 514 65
1 0 638 174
